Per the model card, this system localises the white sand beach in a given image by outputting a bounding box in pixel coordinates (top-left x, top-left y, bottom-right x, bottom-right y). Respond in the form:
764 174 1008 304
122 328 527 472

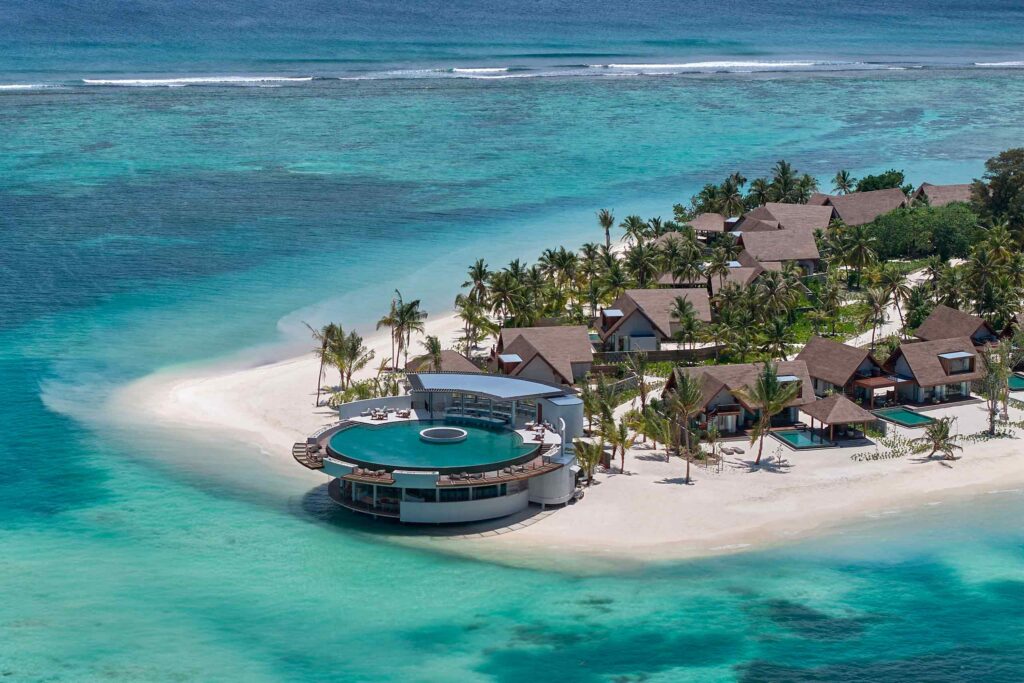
109 311 1024 564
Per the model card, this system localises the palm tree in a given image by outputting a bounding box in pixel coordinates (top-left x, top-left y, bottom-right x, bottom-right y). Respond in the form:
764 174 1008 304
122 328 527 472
420 335 444 371
760 318 793 360
623 351 652 411
770 160 798 202
462 258 491 303
706 247 731 291
732 362 801 465
861 286 892 351
620 214 648 245
878 264 912 332
666 368 704 466
376 297 399 369
601 261 631 302
488 270 521 323
573 438 605 486
747 177 772 207
305 321 343 405
910 417 962 460
597 209 615 249
670 296 700 351
392 291 427 366
604 419 636 474
841 224 878 288
329 330 375 390
624 241 660 288
832 169 856 194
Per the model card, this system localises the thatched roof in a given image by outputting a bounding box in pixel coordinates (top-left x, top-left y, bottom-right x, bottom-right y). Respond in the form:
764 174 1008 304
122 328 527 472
601 288 712 341
734 217 780 233
406 350 481 374
689 212 726 232
795 336 881 388
806 193 834 206
801 394 876 425
887 337 986 387
827 188 908 226
497 326 593 384
667 360 816 411
913 183 972 207
762 202 834 233
710 266 764 294
914 305 995 342
738 229 820 263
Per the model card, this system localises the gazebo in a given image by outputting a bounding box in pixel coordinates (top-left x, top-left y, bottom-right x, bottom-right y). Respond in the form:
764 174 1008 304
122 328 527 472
801 394 877 441
851 374 913 408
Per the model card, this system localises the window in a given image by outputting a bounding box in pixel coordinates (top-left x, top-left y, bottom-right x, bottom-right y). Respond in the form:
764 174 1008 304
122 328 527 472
472 485 500 500
404 488 436 503
439 487 470 502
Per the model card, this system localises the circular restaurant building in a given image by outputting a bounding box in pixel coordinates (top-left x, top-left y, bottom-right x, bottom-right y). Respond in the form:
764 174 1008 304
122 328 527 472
297 372 584 524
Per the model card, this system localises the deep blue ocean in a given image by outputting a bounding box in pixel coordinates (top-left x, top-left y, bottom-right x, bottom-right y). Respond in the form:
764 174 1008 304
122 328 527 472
3 1 1024 680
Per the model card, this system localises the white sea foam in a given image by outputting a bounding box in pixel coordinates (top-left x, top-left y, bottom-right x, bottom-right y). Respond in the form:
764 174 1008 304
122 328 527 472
0 83 55 90
451 67 510 74
975 61 1024 67
82 76 314 86
595 60 820 69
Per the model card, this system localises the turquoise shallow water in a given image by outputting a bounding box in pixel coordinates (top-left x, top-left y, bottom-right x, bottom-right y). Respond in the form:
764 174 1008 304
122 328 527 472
4 1 1024 680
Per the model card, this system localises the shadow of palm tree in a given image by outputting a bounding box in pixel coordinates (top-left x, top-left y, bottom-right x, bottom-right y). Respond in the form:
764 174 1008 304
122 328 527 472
655 476 694 485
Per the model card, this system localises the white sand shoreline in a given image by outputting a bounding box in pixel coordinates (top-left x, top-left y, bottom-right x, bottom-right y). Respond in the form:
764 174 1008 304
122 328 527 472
107 311 1024 566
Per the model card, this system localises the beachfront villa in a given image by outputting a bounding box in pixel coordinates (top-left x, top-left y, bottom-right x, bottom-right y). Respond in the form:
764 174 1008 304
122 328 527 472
734 229 820 274
296 372 583 524
913 305 1000 347
884 337 986 404
809 187 909 225
599 288 712 352
796 336 886 402
912 182 973 207
664 360 817 435
490 325 593 386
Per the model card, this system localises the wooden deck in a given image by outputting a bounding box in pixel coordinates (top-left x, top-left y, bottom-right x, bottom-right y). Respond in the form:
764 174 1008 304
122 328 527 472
437 461 563 487
341 471 396 485
292 442 324 470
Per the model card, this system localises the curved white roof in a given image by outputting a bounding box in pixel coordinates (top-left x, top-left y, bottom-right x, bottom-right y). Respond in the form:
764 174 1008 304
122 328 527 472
409 372 569 400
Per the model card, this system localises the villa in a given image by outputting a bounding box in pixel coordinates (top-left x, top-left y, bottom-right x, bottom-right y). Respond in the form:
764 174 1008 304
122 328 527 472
795 336 886 401
663 360 816 435
599 288 712 352
811 188 909 225
884 337 987 404
490 325 593 386
297 372 583 524
688 212 726 233
913 182 973 207
709 263 764 294
740 202 833 233
913 305 1000 347
735 229 820 273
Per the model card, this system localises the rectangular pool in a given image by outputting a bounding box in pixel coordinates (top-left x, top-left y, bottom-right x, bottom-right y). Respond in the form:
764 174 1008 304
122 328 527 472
873 406 936 427
1009 374 1024 391
772 429 835 449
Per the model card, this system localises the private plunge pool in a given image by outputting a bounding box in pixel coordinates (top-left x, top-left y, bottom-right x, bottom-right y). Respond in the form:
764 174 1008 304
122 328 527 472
873 406 937 427
327 419 538 473
1009 374 1024 391
772 429 836 450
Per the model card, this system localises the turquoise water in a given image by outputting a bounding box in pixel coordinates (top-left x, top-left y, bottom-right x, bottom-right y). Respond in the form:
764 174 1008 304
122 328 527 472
1009 375 1024 391
5 1 1024 680
328 420 535 471
874 407 938 427
773 429 835 449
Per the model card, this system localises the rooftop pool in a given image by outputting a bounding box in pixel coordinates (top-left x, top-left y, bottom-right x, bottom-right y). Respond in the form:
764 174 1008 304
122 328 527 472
327 419 538 473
